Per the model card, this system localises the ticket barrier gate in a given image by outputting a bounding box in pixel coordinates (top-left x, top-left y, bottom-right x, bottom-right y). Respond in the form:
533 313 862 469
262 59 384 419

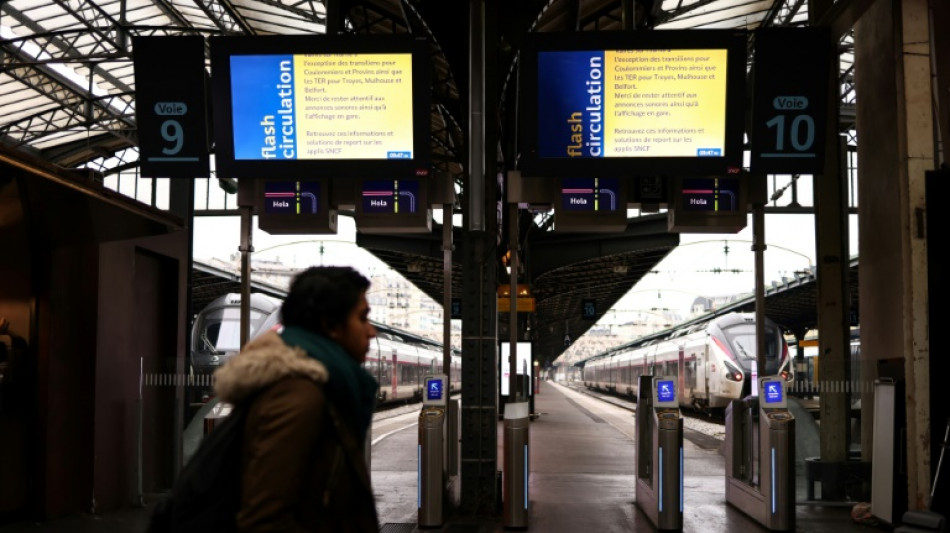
725 376 795 531
635 375 684 531
419 375 447 528
503 400 530 529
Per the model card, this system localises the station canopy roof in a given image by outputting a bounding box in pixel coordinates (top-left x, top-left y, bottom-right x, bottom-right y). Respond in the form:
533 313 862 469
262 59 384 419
0 0 859 364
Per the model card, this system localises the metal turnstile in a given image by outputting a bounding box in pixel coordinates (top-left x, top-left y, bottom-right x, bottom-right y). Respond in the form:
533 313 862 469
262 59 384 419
503 400 530 529
635 375 684 531
725 375 795 531
418 374 447 528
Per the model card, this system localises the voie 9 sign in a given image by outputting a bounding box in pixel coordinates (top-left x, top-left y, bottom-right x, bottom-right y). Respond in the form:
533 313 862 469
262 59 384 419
211 34 430 179
518 30 747 177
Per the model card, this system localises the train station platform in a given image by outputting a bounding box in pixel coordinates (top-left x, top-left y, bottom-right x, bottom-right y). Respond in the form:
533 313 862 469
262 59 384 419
371 381 878 533
0 381 882 533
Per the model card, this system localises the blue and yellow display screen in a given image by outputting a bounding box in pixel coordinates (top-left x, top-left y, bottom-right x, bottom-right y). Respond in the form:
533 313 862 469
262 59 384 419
537 49 729 159
229 53 414 161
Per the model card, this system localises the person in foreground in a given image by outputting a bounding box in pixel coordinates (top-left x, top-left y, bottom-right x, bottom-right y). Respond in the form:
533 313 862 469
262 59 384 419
213 266 380 532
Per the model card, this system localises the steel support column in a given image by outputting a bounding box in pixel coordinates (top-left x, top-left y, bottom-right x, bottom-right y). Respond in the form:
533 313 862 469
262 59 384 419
460 0 500 516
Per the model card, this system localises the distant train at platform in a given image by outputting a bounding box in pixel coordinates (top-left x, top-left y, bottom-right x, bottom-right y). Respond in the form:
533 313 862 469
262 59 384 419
583 312 793 410
190 292 461 405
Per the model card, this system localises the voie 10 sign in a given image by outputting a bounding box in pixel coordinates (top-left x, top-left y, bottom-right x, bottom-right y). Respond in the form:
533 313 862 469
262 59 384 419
210 34 430 180
750 27 831 174
518 30 747 177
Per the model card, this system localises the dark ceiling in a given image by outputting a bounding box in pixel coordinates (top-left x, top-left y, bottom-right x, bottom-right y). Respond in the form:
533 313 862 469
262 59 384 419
0 0 863 365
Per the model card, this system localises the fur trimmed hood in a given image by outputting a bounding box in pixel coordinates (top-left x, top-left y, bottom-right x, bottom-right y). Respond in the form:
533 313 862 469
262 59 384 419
213 330 328 404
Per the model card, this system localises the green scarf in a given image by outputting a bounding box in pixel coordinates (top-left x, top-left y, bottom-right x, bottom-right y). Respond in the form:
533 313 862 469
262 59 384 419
279 326 379 443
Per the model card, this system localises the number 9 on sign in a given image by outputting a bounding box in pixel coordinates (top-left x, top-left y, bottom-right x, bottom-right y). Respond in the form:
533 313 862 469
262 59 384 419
161 119 184 155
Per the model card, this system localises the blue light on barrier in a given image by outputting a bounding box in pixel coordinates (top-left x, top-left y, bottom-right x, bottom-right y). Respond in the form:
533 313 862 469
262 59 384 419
416 444 422 509
680 447 684 513
659 447 663 512
524 445 529 509
771 447 776 514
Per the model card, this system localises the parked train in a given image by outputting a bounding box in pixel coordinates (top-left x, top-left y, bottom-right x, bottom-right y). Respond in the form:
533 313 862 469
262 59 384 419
190 292 461 405
582 312 793 410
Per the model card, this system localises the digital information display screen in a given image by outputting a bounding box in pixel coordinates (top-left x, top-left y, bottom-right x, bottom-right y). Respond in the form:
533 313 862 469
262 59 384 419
228 53 413 161
361 179 420 214
657 379 676 403
264 180 321 214
538 49 728 159
561 178 621 212
681 177 739 211
426 378 444 401
519 31 746 177
764 381 784 404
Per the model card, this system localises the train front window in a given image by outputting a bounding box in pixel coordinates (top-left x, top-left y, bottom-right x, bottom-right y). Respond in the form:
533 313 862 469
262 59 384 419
196 307 269 353
723 324 779 362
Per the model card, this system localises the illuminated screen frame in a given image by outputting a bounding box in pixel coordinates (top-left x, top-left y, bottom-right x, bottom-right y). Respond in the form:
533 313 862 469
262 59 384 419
426 376 444 401
558 177 624 213
353 177 432 233
762 379 785 405
518 30 747 177
211 34 431 179
667 175 747 233
654 377 678 407
677 176 743 213
257 178 337 235
554 176 628 232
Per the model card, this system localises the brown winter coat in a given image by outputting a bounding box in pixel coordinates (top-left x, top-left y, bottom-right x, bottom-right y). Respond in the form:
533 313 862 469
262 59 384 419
214 331 380 533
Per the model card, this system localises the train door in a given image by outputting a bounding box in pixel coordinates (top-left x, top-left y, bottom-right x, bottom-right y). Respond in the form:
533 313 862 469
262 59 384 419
707 339 720 395
391 349 398 400
696 346 708 401
677 346 685 403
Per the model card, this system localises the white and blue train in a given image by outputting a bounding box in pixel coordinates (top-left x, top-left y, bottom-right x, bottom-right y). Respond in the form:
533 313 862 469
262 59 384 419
190 292 461 405
583 312 793 410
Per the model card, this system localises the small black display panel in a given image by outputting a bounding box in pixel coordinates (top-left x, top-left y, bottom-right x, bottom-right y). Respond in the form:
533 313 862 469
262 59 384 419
519 30 747 177
561 178 621 212
264 180 321 214
681 177 740 212
361 179 421 214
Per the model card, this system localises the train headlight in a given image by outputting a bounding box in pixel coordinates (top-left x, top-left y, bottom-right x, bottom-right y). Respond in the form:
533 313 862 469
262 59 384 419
780 370 792 381
723 360 744 382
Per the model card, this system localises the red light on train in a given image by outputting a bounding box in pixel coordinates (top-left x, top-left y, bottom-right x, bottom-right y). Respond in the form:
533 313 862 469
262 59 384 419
723 360 743 382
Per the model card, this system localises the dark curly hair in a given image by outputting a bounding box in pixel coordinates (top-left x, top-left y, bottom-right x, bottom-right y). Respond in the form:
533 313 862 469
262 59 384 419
280 266 371 336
